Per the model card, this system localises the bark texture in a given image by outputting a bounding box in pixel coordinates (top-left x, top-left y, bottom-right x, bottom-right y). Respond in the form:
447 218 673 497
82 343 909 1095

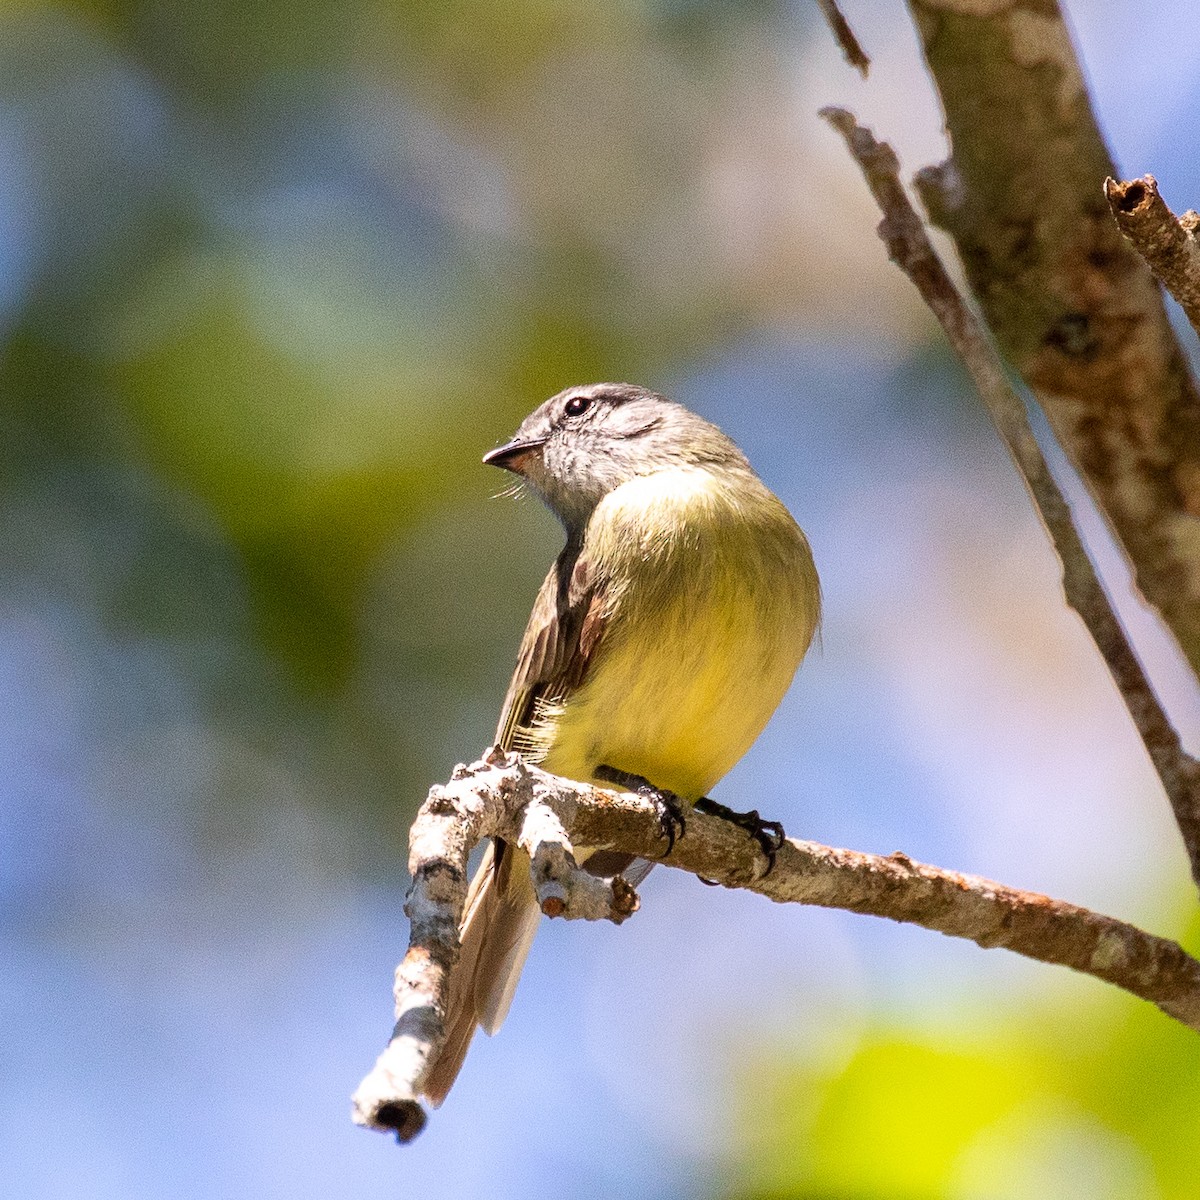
1107 175 1200 343
908 0 1200 678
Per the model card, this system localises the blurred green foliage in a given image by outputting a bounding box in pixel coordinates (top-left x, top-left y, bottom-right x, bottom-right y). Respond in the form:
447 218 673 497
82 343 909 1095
4 0 1197 1195
1 0 798 693
730 914 1200 1199
0 0 809 860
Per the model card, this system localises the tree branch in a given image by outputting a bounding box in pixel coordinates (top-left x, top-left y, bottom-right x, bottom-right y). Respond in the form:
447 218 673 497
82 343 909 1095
905 0 1200 683
352 752 1200 1143
820 106 1200 893
815 0 870 78
1106 175 1200 342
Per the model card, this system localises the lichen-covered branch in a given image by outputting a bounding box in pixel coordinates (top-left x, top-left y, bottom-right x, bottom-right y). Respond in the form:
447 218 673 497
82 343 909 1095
906 0 1200 681
350 750 643 1143
1106 175 1200 341
820 106 1200 891
353 753 1200 1144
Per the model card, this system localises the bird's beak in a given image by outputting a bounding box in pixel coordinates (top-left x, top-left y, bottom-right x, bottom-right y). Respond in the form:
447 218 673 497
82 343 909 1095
482 437 546 473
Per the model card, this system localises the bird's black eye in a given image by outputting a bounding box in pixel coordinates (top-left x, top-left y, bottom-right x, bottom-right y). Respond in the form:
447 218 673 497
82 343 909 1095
564 394 591 417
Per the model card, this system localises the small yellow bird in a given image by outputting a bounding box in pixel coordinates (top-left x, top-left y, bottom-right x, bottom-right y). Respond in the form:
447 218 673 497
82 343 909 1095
424 382 820 1104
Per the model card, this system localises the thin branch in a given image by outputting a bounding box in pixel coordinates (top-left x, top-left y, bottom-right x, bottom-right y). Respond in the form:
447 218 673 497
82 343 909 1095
820 106 1200 893
353 753 1200 1143
815 0 870 78
1106 175 1200 342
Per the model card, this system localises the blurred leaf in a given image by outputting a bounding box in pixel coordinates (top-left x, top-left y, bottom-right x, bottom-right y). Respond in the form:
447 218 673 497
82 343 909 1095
728 918 1200 1200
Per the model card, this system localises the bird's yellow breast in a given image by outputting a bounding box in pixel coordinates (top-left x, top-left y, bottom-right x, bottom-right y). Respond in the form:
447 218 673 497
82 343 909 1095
539 466 819 801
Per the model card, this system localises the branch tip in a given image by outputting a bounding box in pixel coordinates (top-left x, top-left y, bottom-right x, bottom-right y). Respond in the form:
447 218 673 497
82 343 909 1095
1105 175 1149 215
815 0 870 78
376 1101 426 1144
1106 173 1200 341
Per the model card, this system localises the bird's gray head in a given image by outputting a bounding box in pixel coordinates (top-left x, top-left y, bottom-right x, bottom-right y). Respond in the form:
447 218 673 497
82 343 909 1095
484 382 751 533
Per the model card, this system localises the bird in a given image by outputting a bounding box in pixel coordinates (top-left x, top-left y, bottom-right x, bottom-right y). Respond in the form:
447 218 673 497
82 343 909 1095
422 381 820 1105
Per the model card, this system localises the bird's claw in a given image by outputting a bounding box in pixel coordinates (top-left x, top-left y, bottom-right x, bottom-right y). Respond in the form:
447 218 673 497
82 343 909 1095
640 784 686 856
595 764 686 857
693 797 785 873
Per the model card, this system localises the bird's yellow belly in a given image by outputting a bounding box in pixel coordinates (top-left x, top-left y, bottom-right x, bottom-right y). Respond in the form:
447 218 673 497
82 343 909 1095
541 567 812 801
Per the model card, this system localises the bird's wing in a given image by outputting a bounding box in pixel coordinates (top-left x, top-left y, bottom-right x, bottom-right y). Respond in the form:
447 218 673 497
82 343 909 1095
493 540 608 753
428 537 616 1106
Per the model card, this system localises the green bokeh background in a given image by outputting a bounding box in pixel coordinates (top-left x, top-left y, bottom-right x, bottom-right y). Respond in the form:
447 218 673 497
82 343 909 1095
4 1 1199 1196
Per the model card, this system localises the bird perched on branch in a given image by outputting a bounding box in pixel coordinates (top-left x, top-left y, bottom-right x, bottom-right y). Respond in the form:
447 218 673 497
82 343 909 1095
423 382 820 1105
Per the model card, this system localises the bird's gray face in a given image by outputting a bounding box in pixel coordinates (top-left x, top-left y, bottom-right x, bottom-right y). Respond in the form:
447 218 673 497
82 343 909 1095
484 382 748 533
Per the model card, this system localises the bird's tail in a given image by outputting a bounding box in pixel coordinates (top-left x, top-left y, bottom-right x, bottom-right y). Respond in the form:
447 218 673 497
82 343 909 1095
422 839 540 1107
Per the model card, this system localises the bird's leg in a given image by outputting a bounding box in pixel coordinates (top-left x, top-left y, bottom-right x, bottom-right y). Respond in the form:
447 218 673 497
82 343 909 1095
594 764 686 856
693 797 785 873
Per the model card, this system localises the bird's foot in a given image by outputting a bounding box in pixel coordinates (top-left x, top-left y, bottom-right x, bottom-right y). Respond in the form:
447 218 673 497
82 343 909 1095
693 797 785 873
595 765 686 856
